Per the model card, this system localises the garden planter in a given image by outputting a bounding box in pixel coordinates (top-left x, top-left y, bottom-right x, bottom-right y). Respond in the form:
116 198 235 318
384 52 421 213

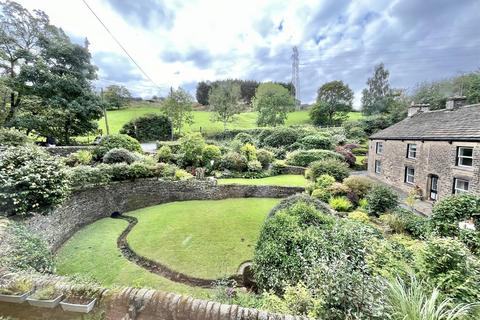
60 297 96 313
26 294 64 308
0 291 32 303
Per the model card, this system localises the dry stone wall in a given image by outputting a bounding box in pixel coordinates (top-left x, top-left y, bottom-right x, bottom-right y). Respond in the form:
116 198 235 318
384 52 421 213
24 179 304 251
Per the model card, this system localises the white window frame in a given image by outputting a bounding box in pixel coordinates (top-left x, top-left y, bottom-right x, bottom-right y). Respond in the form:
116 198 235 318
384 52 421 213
457 147 473 167
376 142 383 154
405 167 415 184
407 144 417 159
454 178 470 194
375 160 382 174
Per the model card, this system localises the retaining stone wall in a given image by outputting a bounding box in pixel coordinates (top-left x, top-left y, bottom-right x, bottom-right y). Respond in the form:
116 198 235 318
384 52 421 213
24 179 304 251
0 271 306 320
44 145 95 157
278 165 306 175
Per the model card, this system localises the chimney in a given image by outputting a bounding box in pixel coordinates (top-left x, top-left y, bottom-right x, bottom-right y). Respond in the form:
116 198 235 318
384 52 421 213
408 103 430 117
446 96 467 110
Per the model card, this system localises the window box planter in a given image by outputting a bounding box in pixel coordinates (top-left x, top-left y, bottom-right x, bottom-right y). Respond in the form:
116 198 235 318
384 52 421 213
26 294 64 308
0 291 32 304
60 297 96 313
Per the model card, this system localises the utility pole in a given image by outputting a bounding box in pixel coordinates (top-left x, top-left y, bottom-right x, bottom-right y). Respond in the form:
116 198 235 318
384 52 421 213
291 46 300 109
101 88 110 136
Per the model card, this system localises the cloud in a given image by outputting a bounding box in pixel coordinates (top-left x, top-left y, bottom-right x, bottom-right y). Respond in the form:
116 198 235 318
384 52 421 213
103 0 174 29
160 48 213 69
93 51 143 82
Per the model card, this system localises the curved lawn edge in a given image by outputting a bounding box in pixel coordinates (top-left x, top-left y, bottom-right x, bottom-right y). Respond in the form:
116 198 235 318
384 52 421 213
114 214 242 288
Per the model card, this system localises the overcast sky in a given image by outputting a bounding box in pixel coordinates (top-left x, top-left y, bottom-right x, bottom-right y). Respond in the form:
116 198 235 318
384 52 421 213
17 0 480 107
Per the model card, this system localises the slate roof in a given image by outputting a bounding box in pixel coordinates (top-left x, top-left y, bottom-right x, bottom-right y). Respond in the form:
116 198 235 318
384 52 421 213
370 104 480 141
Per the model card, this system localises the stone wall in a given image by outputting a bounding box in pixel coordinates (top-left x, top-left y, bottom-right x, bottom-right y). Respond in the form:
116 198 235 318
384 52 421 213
0 271 306 320
278 165 306 175
25 179 304 251
368 139 480 203
44 145 95 157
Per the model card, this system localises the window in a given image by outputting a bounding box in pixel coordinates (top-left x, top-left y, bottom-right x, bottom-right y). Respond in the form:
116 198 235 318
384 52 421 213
404 167 415 184
376 142 383 154
456 147 473 167
453 178 470 194
375 160 382 174
407 144 417 159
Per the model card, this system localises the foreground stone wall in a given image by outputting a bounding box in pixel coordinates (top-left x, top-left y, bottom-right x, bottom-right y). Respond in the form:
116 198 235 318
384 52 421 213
24 179 304 251
0 271 306 320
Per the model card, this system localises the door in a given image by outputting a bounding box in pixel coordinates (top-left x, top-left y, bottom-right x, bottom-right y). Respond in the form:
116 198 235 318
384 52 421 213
429 175 439 201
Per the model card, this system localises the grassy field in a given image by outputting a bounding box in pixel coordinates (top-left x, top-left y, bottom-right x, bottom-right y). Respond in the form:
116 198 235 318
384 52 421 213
94 103 363 137
218 175 307 187
127 198 280 279
56 218 211 298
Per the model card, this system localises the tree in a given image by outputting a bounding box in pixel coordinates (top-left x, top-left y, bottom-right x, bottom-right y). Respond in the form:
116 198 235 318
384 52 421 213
239 80 259 104
11 25 102 144
103 85 131 109
162 87 193 139
196 81 211 105
208 81 241 131
253 82 295 127
310 80 353 126
361 63 392 115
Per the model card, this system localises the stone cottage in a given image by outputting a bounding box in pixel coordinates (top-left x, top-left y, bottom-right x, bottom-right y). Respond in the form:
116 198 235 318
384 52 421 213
368 97 480 203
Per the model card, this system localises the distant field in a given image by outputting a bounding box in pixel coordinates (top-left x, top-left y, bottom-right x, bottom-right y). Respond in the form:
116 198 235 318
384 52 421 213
93 102 363 137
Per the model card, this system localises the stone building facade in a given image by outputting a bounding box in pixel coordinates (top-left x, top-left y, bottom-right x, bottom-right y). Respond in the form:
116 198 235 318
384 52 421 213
368 97 480 205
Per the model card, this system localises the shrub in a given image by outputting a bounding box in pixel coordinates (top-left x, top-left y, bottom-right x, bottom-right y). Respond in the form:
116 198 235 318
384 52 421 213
296 134 333 150
179 132 205 166
234 132 256 144
261 127 300 148
335 146 356 167
174 169 193 180
68 164 112 188
256 149 274 168
102 148 136 164
265 146 286 159
221 152 248 172
94 134 142 159
286 149 344 167
329 196 353 212
119 113 172 142
1 222 55 273
65 150 93 166
348 211 370 223
157 140 181 153
393 208 430 239
459 229 480 256
379 213 405 234
326 182 350 197
202 144 222 168
247 160 262 172
240 143 257 161
311 188 331 202
0 128 30 146
315 174 336 189
430 194 480 237
0 146 70 216
343 176 374 198
420 238 480 303
365 185 398 216
270 159 286 175
352 146 368 156
306 158 350 182
157 145 173 163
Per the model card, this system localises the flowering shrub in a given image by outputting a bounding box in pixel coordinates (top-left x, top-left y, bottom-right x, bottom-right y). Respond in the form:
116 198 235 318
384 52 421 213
0 146 70 216
0 128 30 146
335 146 356 167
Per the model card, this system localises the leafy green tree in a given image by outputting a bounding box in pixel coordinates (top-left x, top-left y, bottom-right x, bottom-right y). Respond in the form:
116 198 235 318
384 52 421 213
12 26 101 144
310 80 353 126
208 81 241 131
361 63 393 115
162 87 194 139
196 81 211 105
103 85 131 109
253 82 295 127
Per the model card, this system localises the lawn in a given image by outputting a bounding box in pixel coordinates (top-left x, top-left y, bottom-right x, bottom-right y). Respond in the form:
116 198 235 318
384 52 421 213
93 103 363 137
56 218 211 298
218 175 307 187
126 198 280 279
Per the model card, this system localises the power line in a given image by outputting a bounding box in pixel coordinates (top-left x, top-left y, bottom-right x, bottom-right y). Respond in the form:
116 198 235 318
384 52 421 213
81 0 164 90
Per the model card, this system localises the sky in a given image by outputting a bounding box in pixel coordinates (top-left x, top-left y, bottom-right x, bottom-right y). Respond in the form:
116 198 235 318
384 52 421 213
16 0 480 107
